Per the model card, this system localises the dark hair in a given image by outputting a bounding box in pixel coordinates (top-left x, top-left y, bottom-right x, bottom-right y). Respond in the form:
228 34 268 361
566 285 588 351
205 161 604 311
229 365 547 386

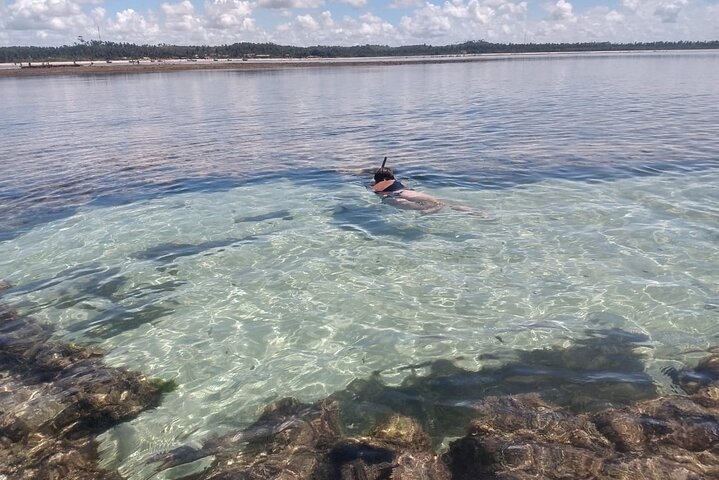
374 167 395 183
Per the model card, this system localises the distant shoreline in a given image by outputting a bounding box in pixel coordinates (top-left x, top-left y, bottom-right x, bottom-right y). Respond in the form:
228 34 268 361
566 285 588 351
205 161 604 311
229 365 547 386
1 49 717 78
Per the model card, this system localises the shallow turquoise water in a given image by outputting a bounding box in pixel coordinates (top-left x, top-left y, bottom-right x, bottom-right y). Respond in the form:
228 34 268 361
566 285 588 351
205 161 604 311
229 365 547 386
1 51 718 478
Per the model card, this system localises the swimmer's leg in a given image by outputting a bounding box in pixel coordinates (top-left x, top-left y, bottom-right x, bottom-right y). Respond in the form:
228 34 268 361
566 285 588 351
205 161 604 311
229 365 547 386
449 204 489 217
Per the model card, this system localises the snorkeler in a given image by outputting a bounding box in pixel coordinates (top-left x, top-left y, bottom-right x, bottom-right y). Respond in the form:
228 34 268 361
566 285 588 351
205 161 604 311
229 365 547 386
372 157 484 215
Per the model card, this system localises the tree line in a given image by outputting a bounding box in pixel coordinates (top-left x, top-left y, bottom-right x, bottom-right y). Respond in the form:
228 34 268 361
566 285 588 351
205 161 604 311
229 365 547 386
1 39 718 63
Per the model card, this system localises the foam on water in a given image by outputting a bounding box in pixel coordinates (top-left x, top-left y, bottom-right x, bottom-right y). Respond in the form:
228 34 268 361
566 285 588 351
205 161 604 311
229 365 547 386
1 169 717 477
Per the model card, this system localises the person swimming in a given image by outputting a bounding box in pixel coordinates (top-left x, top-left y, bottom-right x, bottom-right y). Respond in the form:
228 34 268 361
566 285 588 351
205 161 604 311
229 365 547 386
372 157 485 216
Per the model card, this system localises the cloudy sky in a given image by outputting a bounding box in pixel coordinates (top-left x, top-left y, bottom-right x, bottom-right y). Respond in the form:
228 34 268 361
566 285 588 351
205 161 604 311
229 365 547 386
0 0 717 47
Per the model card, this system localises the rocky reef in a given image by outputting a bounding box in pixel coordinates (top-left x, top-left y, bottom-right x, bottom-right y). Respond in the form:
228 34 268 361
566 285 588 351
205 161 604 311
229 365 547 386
3 278 718 479
0 282 175 479
151 397 451 480
145 329 719 480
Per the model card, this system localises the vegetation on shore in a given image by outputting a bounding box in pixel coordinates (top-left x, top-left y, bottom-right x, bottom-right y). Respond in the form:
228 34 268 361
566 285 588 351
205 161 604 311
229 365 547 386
2 39 718 63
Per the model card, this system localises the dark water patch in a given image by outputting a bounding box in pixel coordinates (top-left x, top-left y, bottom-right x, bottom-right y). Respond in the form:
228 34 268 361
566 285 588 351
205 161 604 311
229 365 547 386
0 286 173 479
3 156 718 243
403 158 719 191
330 328 657 441
5 266 182 341
330 204 426 241
65 301 177 340
0 169 335 242
133 235 260 264
5 264 119 298
234 209 293 223
143 348 719 480
7 266 127 319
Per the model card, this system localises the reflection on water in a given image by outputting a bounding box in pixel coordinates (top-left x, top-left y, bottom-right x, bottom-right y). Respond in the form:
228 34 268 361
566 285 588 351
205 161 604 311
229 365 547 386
1 51 718 240
1 52 719 478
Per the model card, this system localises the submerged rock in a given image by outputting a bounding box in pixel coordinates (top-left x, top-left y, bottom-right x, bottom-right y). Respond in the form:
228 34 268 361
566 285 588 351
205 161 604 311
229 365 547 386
331 328 658 443
150 330 719 480
163 347 715 480
445 354 719 479
4 277 717 480
149 399 449 480
326 414 450 480
0 291 174 480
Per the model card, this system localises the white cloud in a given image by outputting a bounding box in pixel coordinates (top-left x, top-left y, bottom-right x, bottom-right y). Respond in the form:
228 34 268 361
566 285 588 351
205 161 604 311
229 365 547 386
319 10 334 27
296 13 320 30
275 10 397 45
545 0 575 21
443 0 496 24
620 0 640 13
395 0 531 43
654 0 687 23
499 2 528 16
605 10 623 23
400 3 452 39
357 12 396 38
258 0 325 8
160 0 195 17
389 0 425 9
0 0 718 48
204 0 255 29
105 9 160 40
334 0 367 7
5 0 97 31
160 1 203 34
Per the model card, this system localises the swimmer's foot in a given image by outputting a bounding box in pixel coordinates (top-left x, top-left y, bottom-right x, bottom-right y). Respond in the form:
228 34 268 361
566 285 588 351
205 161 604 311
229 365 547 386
449 205 489 218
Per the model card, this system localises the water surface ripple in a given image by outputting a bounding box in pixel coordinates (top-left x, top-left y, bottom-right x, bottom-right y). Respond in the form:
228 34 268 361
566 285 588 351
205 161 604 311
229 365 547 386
1 51 718 478
2 52 718 239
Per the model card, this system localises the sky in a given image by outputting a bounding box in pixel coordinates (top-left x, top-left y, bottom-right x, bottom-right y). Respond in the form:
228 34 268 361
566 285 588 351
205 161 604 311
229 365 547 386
0 0 717 47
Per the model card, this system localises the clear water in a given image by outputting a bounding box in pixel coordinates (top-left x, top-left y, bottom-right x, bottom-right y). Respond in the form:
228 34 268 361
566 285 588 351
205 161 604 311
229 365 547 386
1 51 718 478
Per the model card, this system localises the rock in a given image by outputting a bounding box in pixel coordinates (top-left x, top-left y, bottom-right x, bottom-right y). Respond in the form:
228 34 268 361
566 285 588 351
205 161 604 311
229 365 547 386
0 301 174 479
330 328 659 444
445 354 719 480
189 398 343 480
150 403 450 480
324 414 449 480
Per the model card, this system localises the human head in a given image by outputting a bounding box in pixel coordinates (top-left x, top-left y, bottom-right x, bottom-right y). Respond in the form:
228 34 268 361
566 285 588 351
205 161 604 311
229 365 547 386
374 167 395 183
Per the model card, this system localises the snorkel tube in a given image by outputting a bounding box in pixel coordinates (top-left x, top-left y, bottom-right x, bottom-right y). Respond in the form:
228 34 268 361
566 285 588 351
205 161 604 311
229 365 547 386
381 156 388 169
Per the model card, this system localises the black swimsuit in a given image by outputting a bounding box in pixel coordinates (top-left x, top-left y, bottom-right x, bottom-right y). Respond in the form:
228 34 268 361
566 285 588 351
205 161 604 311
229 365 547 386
378 180 406 193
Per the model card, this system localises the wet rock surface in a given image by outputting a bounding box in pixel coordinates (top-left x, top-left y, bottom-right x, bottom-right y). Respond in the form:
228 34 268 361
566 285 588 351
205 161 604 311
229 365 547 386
330 328 659 442
146 329 719 480
0 284 173 480
150 351 719 480
446 357 719 479
4 274 718 480
153 398 450 480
